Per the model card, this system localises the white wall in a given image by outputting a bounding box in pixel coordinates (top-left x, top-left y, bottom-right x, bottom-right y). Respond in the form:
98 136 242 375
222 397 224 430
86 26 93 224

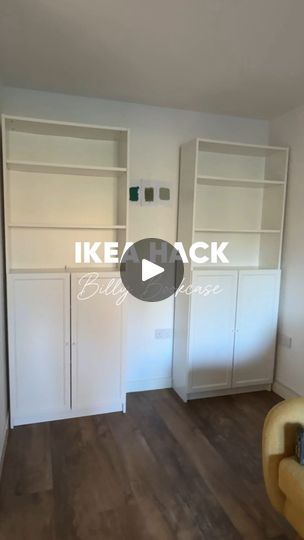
1 86 269 391
270 105 304 397
0 85 8 470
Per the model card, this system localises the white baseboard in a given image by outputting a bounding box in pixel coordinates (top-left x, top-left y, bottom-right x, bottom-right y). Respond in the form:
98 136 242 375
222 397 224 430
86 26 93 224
187 383 271 401
272 380 300 400
12 400 125 427
127 377 172 393
0 415 9 480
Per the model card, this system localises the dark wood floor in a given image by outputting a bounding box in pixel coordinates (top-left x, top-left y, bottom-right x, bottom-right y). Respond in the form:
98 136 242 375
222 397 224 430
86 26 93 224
0 390 294 540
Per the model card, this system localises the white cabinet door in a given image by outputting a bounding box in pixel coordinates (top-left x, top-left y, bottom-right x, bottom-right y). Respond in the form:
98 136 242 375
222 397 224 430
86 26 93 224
9 273 70 424
71 273 125 413
189 271 238 392
233 270 280 387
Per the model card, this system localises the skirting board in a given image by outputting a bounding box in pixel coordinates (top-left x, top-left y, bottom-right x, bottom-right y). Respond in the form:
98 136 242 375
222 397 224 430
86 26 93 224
187 384 272 401
127 377 172 393
0 415 9 480
272 381 300 400
12 400 125 427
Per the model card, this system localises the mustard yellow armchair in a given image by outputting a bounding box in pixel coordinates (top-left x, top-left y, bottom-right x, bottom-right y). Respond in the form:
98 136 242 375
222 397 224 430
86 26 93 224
263 397 304 539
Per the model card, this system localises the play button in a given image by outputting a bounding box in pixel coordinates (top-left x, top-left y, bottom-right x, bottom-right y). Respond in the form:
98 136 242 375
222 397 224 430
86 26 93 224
142 259 164 282
120 238 184 302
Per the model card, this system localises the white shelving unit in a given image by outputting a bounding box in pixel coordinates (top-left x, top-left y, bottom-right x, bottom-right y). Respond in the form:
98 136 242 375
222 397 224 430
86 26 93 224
193 139 288 269
3 115 129 271
2 115 129 426
173 138 289 401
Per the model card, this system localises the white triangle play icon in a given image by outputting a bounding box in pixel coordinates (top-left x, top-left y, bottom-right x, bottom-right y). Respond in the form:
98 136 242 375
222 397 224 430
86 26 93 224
142 259 165 282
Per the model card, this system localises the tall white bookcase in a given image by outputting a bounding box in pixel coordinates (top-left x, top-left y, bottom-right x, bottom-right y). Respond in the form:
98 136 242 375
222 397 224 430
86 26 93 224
173 138 289 401
1 115 129 426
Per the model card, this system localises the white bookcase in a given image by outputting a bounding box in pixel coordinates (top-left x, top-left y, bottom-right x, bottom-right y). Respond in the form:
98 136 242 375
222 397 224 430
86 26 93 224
173 138 288 401
2 115 129 426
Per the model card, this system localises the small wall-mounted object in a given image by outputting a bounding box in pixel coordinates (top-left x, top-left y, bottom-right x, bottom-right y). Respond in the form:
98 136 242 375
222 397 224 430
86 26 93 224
144 185 154 203
159 187 170 203
129 185 140 203
129 180 172 206
141 180 157 206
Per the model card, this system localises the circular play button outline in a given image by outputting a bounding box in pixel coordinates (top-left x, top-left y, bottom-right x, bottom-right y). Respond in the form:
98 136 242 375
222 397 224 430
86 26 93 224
120 238 184 302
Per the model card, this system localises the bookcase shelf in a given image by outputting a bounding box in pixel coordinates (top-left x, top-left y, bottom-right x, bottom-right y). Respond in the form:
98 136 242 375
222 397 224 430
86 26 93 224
198 138 287 156
8 224 127 230
9 267 122 274
196 175 285 188
194 228 281 234
7 160 127 177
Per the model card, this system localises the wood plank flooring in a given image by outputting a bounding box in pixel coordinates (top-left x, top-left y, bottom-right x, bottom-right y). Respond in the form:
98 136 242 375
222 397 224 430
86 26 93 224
0 390 295 539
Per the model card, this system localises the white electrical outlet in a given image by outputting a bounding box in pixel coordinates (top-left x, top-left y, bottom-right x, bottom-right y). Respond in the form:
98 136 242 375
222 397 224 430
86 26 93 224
278 333 292 348
155 328 172 339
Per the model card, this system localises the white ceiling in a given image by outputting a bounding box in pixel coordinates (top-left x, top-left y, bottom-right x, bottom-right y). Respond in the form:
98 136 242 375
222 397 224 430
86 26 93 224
1 0 304 119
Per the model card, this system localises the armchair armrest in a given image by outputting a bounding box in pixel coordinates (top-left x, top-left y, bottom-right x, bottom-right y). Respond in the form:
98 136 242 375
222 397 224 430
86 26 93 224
262 397 304 512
